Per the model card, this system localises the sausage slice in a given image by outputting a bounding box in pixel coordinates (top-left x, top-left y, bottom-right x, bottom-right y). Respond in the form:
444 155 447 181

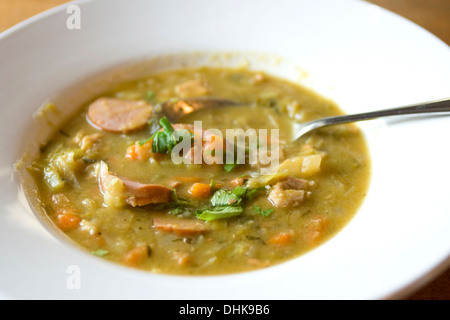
87 98 152 133
97 161 172 207
121 177 173 207
153 215 210 236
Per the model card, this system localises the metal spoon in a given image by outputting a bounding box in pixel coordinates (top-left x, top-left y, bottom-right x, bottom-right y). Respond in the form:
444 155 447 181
159 97 450 140
291 98 450 140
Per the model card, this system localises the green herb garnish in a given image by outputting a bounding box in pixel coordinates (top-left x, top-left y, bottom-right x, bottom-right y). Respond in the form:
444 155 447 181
253 204 274 217
145 116 177 153
224 163 237 172
146 90 156 101
210 189 243 206
169 207 185 215
196 206 244 222
232 186 248 198
196 185 268 222
91 249 109 257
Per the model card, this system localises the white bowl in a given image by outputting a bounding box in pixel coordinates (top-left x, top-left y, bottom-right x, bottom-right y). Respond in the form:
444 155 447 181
1 0 449 300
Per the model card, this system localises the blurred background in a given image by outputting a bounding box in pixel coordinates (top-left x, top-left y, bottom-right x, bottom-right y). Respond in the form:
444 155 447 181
0 0 449 300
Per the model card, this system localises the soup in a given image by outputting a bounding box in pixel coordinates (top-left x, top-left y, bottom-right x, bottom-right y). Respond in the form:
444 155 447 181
28 67 370 275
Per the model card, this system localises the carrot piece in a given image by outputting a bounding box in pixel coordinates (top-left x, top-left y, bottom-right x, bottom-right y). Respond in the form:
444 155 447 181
173 252 192 267
230 177 244 188
126 144 139 160
303 217 328 246
56 209 81 231
126 141 154 161
268 232 293 245
188 182 211 199
123 245 150 267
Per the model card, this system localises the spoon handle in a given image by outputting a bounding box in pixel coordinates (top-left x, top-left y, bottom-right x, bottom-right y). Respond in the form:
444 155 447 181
294 98 450 140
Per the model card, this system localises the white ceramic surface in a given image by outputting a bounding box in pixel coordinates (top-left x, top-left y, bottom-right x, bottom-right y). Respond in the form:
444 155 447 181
1 0 449 300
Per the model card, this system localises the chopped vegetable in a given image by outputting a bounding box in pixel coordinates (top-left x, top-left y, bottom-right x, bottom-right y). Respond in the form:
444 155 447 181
245 172 288 189
232 186 248 198
56 210 81 231
196 206 244 222
210 189 242 206
174 251 192 266
268 232 293 245
188 183 211 199
230 177 244 188
195 185 267 221
123 245 151 267
43 149 84 190
303 217 328 246
139 117 192 155
253 204 274 217
147 118 161 136
224 163 237 172
126 140 154 161
278 154 322 177
91 249 109 257
146 90 156 101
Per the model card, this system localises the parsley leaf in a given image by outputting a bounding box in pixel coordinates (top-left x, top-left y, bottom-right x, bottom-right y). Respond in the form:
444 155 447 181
159 116 175 134
246 186 266 199
143 116 178 154
210 189 243 206
253 204 274 217
91 249 109 257
138 118 161 146
196 206 244 222
189 185 272 222
169 207 185 215
224 163 237 172
232 186 248 198
146 90 156 101
196 186 249 221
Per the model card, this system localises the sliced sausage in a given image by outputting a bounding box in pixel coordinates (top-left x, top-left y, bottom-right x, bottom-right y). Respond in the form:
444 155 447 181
153 215 210 236
87 98 152 133
121 177 173 207
97 161 172 207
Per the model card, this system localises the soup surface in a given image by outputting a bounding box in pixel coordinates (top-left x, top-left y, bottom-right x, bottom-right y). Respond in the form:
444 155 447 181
29 67 370 275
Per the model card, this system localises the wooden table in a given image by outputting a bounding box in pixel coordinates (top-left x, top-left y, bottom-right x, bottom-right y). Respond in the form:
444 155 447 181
0 0 449 300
